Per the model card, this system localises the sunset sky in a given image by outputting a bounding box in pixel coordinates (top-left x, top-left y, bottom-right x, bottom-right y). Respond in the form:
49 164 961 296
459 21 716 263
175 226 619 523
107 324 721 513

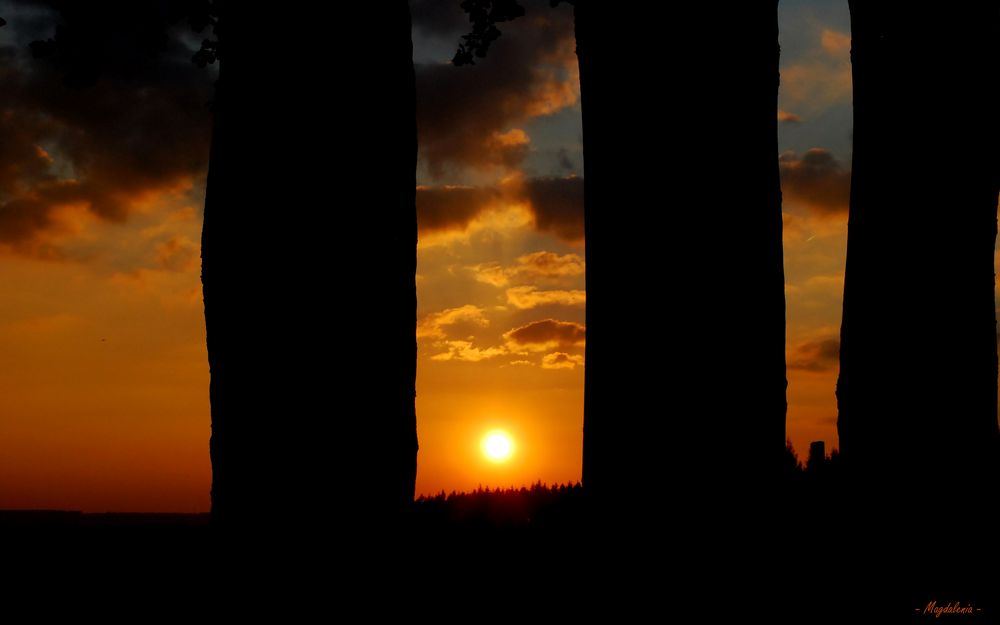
0 0 867 511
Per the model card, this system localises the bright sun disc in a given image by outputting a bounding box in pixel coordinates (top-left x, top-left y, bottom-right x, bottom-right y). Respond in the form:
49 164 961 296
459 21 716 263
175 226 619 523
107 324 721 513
482 430 514 462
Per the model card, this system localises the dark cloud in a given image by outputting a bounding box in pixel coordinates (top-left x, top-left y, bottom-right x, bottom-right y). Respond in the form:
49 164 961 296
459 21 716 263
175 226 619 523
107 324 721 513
416 176 585 243
0 107 55 190
779 149 851 215
523 175 583 241
788 338 840 372
556 147 575 172
0 196 56 247
0 12 213 257
410 0 470 38
504 318 585 351
0 2 58 47
416 185 499 234
415 2 578 177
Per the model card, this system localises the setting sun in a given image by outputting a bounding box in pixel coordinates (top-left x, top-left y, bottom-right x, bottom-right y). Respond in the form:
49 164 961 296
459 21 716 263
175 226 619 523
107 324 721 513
482 430 515 463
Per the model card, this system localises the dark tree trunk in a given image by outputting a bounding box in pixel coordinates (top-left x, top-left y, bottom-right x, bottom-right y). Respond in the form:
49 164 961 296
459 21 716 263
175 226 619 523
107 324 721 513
577 3 786 513
836 4 1000 606
204 1 418 533
838 3 1000 499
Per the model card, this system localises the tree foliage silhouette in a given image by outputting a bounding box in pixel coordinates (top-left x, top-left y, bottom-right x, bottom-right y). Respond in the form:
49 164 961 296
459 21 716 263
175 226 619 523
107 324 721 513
26 2 187 87
452 0 526 65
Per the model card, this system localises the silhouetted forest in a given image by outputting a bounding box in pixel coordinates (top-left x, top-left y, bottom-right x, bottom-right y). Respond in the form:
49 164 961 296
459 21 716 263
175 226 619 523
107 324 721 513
414 481 585 529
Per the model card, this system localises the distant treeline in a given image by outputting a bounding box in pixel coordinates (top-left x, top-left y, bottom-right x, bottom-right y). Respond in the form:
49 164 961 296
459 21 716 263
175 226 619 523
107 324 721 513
413 481 585 531
412 446 845 530
783 441 841 479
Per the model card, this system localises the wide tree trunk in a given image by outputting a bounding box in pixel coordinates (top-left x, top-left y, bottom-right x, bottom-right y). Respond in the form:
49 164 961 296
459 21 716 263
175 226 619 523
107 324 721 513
837 4 1000 605
838 3 999 497
570 5 786 616
204 1 417 533
577 2 785 512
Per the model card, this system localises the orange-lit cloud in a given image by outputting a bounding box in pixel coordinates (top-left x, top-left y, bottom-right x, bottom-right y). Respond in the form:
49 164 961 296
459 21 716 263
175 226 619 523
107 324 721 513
779 149 851 215
541 352 584 370
522 25 580 117
426 318 587 360
469 262 515 287
419 201 535 248
780 28 852 116
820 29 851 56
417 304 490 339
471 251 585 287
778 110 802 123
505 286 585 309
430 340 507 362
486 128 532 169
504 319 586 352
514 251 585 280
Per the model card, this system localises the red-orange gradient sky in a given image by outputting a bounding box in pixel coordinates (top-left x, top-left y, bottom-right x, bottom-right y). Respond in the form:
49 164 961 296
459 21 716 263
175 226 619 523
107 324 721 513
0 0 900 511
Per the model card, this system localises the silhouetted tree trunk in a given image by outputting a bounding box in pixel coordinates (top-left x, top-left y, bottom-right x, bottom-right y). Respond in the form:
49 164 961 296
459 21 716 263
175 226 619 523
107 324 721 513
455 2 786 518
569 5 787 615
201 0 287 529
837 5 1000 584
576 2 786 513
204 1 417 532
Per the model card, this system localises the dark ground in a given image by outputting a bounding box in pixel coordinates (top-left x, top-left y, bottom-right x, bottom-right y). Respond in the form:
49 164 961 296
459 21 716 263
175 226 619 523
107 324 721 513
2 477 995 621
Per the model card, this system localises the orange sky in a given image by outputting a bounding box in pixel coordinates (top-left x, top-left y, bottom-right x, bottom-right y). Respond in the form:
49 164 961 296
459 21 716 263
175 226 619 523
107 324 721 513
0 0 926 510
0 194 211 512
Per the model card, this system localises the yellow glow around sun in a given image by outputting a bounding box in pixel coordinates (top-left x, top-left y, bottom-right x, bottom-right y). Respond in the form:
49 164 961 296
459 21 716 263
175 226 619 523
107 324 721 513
482 430 515 463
